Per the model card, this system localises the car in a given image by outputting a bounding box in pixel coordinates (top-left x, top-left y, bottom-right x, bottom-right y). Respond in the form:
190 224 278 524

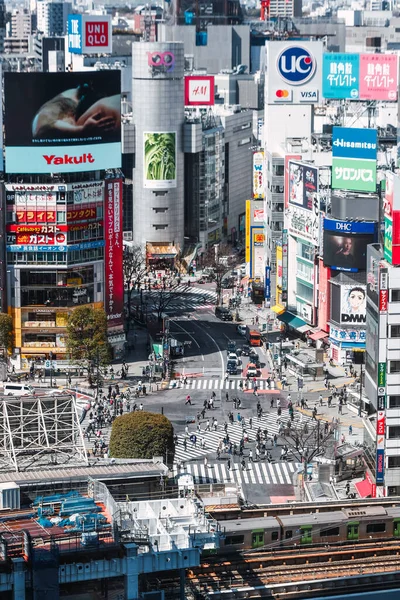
226 360 238 375
228 353 241 366
227 341 237 353
237 325 247 336
215 306 233 321
246 363 259 378
241 344 250 356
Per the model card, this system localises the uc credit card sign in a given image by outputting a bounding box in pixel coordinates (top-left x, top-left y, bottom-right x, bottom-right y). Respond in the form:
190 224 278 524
266 41 323 104
323 53 359 99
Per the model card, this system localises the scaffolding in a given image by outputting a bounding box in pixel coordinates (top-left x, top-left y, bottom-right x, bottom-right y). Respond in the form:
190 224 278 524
0 394 88 472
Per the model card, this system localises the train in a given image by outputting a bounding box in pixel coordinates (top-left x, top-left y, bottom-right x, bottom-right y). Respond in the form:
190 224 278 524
216 505 400 552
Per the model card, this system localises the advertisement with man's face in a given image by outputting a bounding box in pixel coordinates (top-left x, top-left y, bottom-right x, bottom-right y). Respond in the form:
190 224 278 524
143 132 177 189
340 285 366 324
4 71 121 174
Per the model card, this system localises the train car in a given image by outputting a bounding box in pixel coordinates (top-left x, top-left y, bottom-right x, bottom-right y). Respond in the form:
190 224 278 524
221 517 280 552
277 511 347 547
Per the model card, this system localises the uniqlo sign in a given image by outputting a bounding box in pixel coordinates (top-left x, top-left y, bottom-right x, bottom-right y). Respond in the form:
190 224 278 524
184 76 215 106
68 15 112 55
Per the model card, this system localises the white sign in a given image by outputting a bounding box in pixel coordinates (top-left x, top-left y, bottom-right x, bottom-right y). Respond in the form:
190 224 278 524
266 41 323 105
340 285 366 325
253 152 264 199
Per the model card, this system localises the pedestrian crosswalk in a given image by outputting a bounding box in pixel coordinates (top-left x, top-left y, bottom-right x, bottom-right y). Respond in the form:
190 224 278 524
172 460 301 486
173 411 313 463
169 378 277 390
137 286 218 313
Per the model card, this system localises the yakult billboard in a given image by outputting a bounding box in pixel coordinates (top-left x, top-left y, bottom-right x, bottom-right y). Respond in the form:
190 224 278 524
4 71 121 174
68 15 112 55
105 179 124 329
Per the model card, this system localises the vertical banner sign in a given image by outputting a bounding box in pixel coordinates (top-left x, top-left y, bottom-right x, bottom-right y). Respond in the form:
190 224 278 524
245 200 251 263
378 362 386 388
282 229 288 303
105 180 124 328
265 265 271 302
253 151 265 199
376 449 385 484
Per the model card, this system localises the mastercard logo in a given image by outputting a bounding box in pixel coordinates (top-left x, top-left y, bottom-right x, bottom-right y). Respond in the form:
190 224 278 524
276 89 290 98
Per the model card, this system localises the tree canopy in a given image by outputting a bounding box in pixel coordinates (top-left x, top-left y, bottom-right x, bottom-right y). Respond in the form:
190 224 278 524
66 306 111 368
0 314 13 353
109 411 175 463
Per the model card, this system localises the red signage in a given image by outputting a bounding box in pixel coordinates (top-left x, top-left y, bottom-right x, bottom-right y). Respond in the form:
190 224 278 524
104 180 123 328
16 210 56 223
15 232 66 245
8 224 67 233
376 412 386 436
85 20 109 47
371 484 376 498
379 289 389 312
184 76 215 106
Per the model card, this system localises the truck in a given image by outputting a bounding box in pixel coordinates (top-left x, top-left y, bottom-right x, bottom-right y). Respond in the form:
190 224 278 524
245 326 261 347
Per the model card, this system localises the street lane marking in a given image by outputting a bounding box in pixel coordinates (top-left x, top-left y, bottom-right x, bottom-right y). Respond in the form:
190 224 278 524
270 465 278 484
254 462 263 484
261 462 270 484
281 462 291 484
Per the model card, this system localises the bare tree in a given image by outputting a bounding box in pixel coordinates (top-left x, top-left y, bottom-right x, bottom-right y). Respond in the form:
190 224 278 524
123 244 147 321
279 416 337 464
146 282 190 321
202 243 237 305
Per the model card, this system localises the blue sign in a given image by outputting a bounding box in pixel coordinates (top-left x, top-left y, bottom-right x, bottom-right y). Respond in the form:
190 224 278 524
277 46 316 85
265 265 271 301
322 53 359 99
68 15 83 54
324 218 376 234
332 127 377 161
6 240 105 252
376 448 385 484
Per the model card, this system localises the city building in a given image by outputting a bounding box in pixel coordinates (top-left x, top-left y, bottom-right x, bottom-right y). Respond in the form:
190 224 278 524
268 0 302 18
37 0 72 36
131 41 185 266
10 9 34 38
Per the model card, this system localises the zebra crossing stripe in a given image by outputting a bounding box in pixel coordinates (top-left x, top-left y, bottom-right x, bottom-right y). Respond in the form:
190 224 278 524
261 462 270 484
168 378 277 391
281 462 291 484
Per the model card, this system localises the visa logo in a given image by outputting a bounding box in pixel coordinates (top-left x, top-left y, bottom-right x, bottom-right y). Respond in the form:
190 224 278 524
300 91 318 99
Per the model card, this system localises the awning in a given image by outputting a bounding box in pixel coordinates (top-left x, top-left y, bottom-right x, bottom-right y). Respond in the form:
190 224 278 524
355 478 372 498
147 243 178 259
309 330 328 341
271 304 285 315
152 343 163 357
277 311 311 333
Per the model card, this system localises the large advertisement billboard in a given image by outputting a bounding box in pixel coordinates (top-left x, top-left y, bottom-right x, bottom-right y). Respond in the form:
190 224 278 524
253 151 264 199
383 172 400 266
143 132 177 189
287 161 319 245
332 126 377 193
322 52 398 101
323 218 376 272
184 76 215 106
4 71 121 174
340 284 366 324
104 179 124 329
68 15 112 55
266 41 323 104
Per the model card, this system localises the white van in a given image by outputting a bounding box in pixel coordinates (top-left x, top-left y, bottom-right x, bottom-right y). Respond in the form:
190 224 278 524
3 383 35 397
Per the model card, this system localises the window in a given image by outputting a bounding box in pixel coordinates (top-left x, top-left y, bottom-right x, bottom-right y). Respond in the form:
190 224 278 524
389 396 400 409
224 535 244 545
366 523 386 534
238 137 251 146
388 426 400 439
271 531 279 541
57 211 66 223
320 527 340 537
391 325 400 338
388 456 400 468
285 530 292 539
391 289 400 302
390 361 400 374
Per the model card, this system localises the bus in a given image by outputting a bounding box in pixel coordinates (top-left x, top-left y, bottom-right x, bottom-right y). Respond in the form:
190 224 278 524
245 326 261 346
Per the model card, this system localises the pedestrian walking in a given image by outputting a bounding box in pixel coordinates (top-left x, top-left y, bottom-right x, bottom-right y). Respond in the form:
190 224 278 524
227 458 231 471
204 456 208 468
139 403 144 411
185 394 192 405
349 425 353 435
214 419 218 431
249 449 253 462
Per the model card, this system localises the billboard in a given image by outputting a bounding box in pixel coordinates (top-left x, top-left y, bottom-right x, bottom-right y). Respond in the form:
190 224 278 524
266 41 323 104
383 172 400 265
4 72 121 174
143 132 176 189
253 152 264 199
340 285 366 324
359 54 398 101
332 127 377 193
288 162 318 211
284 154 301 209
322 52 398 101
184 76 215 106
104 179 124 328
376 449 385 484
323 218 376 272
322 53 359 99
68 15 112 55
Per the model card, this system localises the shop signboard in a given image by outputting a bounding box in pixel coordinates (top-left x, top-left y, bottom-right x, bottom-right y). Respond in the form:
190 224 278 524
340 284 366 324
376 449 385 484
4 71 121 174
184 75 215 106
104 179 124 329
376 411 386 436
378 362 386 387
322 53 359 99
253 152 264 199
332 127 377 193
68 14 112 55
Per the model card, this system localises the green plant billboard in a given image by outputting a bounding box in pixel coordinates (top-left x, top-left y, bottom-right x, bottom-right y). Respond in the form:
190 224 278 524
143 132 176 189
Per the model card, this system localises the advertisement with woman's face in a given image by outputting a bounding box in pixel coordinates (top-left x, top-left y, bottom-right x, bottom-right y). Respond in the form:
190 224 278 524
323 230 374 271
340 285 367 324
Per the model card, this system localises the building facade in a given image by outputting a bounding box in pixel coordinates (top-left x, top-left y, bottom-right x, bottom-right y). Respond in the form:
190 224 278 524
36 0 71 37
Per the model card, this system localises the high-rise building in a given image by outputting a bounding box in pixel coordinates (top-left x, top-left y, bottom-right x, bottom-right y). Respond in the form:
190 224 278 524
10 9 33 38
132 42 185 266
36 0 71 37
268 0 302 18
